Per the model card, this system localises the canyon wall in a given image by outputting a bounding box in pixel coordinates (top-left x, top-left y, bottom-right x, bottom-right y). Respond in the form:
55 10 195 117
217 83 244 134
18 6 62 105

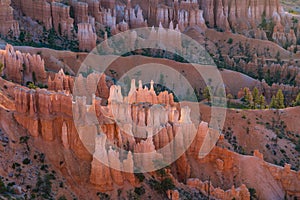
12 0 52 30
0 66 296 200
200 0 281 31
191 147 300 199
8 0 300 50
8 74 300 199
0 0 19 37
77 22 97 51
12 0 74 37
0 45 46 84
9 74 214 191
51 2 75 38
187 179 250 200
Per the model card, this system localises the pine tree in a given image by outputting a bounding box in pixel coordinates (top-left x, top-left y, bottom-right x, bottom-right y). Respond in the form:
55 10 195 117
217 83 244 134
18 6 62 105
294 93 300 106
0 62 3 75
259 94 265 109
203 86 211 102
275 51 281 63
227 93 233 108
252 87 260 109
243 87 253 108
276 89 285 109
270 95 277 109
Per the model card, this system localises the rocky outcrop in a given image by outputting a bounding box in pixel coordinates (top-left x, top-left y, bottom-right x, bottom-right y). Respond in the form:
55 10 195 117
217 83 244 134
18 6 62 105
201 0 282 32
100 0 115 10
77 23 97 51
191 147 300 199
151 0 207 31
101 22 183 53
167 190 180 200
0 0 19 37
0 44 47 84
12 0 74 37
73 72 110 104
187 178 250 200
13 85 93 162
70 0 89 24
272 23 297 47
126 79 174 105
9 0 298 46
125 6 147 28
51 2 74 38
48 69 74 92
12 0 52 30
7 73 300 197
90 134 114 189
127 0 283 33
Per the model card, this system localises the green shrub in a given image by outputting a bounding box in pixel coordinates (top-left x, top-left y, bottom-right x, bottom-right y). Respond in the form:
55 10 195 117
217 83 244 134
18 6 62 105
161 178 175 192
22 158 31 165
27 82 37 89
134 186 145 196
249 188 257 200
295 139 300 152
134 173 145 182
0 178 7 193
58 195 67 200
148 177 175 194
33 174 53 199
97 192 110 200
19 136 29 144
12 162 20 169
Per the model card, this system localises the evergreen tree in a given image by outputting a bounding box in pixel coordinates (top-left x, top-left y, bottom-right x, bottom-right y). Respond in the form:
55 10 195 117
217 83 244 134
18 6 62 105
259 94 265 109
243 87 253 108
0 62 3 75
257 66 263 80
227 93 233 107
265 69 272 85
203 86 211 102
276 89 285 109
252 87 260 109
270 95 277 109
294 93 300 106
275 51 281 63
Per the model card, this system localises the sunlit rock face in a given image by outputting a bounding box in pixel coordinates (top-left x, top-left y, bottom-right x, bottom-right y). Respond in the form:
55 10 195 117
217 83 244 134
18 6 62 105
0 45 47 84
5 72 300 197
8 0 300 48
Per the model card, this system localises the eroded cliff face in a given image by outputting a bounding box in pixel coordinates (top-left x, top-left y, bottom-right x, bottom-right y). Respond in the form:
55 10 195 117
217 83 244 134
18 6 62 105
201 0 281 30
191 147 300 199
8 0 300 50
7 73 208 191
0 0 19 37
0 45 47 84
13 85 93 186
48 69 74 93
12 0 74 36
77 23 97 52
187 179 250 200
4 73 299 199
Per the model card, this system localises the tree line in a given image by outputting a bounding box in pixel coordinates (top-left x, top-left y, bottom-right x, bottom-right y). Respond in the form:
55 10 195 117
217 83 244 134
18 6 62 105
203 86 300 109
